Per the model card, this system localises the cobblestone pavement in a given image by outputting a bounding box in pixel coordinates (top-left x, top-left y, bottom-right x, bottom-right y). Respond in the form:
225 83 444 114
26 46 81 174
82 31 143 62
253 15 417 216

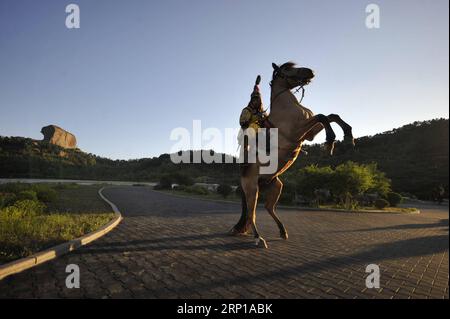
1 187 448 299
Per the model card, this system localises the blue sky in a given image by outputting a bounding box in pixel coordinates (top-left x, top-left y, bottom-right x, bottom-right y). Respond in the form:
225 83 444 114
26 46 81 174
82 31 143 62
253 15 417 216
0 0 448 159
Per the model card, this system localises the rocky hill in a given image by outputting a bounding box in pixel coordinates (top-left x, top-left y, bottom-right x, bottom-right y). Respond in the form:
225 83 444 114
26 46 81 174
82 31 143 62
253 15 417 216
41 125 77 149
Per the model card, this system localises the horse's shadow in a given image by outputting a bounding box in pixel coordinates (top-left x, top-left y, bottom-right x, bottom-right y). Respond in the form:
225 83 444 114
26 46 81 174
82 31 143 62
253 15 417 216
76 232 258 255
168 233 449 295
343 219 449 233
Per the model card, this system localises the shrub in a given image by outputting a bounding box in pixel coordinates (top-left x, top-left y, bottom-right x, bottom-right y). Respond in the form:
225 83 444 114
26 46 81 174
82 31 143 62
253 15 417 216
0 193 17 208
387 192 403 207
374 198 389 209
332 162 377 200
14 199 46 215
185 185 209 195
31 184 57 203
54 183 79 190
156 176 173 190
17 190 38 202
170 173 194 186
0 183 29 194
340 192 360 210
217 184 232 198
1 200 46 219
0 183 58 203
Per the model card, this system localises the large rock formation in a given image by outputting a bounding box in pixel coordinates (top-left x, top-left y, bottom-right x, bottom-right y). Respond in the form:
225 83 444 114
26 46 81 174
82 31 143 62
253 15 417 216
41 125 77 149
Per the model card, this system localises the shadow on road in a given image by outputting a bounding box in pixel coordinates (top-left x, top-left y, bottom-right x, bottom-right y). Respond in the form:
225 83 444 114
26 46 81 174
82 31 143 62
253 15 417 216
165 234 449 295
75 232 257 254
347 219 449 233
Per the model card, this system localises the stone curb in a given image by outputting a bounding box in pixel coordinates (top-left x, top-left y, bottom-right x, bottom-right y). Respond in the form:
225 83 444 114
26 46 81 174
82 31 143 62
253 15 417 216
0 187 122 280
154 189 420 215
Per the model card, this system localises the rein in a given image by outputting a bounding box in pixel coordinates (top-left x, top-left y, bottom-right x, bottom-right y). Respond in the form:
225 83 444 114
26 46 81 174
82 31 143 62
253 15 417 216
270 84 306 105
294 85 306 104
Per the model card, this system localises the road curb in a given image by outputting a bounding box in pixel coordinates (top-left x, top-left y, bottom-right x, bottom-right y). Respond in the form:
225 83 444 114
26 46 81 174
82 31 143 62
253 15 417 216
0 187 122 280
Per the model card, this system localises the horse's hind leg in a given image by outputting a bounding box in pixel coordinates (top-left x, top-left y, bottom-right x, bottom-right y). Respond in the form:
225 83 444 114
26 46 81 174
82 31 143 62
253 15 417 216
264 177 288 240
228 184 251 236
242 174 268 248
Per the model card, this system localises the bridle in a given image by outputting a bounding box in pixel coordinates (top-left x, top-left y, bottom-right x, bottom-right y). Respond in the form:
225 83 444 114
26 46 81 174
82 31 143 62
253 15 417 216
270 68 309 105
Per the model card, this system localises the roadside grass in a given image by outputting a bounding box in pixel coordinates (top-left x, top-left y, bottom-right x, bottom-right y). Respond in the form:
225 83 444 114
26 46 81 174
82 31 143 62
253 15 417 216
47 184 112 213
157 188 419 213
0 183 114 264
318 204 419 214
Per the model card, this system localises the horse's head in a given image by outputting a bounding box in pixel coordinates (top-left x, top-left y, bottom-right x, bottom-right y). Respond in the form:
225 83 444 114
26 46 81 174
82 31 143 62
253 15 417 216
272 62 315 89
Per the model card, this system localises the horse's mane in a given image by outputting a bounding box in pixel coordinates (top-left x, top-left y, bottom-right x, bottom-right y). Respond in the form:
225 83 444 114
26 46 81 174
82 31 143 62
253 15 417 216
280 62 296 69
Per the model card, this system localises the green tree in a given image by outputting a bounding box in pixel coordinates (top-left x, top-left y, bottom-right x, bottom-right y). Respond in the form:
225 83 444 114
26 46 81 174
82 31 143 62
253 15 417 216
366 163 391 197
294 161 392 209
331 162 374 203
375 198 389 209
279 181 296 205
295 165 334 201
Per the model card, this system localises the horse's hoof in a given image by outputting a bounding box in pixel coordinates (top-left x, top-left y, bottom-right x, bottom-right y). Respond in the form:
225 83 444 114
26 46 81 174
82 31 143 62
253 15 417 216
280 232 289 240
255 237 268 248
228 227 251 236
239 232 251 237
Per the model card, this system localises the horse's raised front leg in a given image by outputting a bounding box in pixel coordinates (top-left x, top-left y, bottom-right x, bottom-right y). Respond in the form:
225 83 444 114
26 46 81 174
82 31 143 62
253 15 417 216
242 176 268 248
303 114 354 149
264 177 288 239
299 114 336 155
327 114 355 146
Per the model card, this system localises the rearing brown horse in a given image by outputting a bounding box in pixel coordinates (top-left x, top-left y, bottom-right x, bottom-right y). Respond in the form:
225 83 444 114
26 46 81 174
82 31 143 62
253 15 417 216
230 62 354 248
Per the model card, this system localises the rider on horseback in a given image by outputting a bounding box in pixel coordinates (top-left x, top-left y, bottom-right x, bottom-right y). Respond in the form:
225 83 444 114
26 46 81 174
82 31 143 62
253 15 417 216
238 76 270 165
239 75 268 131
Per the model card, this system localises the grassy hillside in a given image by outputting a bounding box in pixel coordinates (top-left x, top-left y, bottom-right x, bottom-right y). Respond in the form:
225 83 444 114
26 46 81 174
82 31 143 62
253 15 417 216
0 137 238 184
0 118 448 199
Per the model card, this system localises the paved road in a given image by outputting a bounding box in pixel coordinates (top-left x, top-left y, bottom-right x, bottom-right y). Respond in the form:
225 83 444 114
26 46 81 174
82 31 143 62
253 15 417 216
0 187 448 299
